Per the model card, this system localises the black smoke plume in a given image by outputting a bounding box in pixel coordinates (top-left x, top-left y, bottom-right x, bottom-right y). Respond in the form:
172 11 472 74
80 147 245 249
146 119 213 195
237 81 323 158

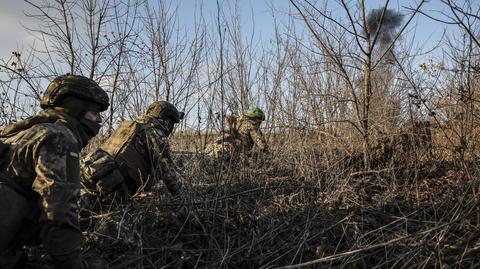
367 8 404 47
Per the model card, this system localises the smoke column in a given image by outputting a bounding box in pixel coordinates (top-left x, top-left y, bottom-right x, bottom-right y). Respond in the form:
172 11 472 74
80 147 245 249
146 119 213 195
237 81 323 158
367 8 404 47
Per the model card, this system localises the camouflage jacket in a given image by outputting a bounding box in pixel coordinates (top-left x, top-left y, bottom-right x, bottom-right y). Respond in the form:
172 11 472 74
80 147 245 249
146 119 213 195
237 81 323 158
0 110 85 263
205 129 242 158
236 116 268 153
205 115 268 158
83 115 184 195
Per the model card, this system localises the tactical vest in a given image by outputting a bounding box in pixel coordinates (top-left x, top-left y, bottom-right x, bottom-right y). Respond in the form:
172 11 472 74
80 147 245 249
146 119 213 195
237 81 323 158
100 120 149 182
236 116 249 135
235 117 251 143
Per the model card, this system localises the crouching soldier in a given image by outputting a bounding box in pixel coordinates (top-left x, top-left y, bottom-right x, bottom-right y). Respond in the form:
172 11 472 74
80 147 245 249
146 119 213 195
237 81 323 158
0 74 109 268
205 115 242 159
83 101 187 200
206 107 268 164
237 107 269 157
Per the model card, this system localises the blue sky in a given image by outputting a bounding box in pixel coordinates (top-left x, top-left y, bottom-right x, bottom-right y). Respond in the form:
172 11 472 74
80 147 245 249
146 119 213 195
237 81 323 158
0 0 460 60
176 0 456 54
0 0 292 57
0 0 469 126
1 0 35 56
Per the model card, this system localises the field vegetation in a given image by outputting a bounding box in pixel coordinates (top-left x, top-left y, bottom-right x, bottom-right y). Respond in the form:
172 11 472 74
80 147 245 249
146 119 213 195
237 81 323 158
2 0 480 268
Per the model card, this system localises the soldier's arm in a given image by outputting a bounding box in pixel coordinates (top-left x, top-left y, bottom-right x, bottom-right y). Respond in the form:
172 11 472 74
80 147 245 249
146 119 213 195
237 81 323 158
250 126 268 152
82 149 106 184
82 149 123 194
144 129 184 195
32 133 83 267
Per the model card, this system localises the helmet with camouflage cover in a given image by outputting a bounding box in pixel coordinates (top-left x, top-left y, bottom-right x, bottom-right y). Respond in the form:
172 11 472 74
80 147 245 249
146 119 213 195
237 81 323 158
146 101 185 123
41 74 109 111
244 107 265 121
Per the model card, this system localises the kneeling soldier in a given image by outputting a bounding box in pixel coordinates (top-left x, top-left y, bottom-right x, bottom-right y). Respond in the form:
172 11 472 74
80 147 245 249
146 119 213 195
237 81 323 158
0 74 109 268
83 101 186 200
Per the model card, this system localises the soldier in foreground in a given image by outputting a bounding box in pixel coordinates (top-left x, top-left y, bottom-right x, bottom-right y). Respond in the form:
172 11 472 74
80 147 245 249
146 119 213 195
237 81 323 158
0 75 109 268
206 107 269 163
82 101 186 200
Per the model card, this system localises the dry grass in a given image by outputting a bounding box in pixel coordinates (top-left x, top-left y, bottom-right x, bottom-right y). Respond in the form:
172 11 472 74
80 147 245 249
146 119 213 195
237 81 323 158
25 129 480 268
70 129 480 268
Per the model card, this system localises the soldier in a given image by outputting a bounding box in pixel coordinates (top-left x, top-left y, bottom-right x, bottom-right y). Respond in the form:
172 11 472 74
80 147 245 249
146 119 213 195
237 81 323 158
82 101 186 200
0 74 109 268
206 107 268 163
237 107 269 156
205 115 242 159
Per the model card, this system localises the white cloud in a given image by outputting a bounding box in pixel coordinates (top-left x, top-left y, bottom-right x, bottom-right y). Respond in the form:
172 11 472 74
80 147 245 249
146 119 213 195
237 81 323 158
0 1 37 57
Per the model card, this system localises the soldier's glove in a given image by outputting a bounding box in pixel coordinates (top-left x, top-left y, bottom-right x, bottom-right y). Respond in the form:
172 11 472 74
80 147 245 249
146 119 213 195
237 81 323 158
114 182 131 202
96 169 125 194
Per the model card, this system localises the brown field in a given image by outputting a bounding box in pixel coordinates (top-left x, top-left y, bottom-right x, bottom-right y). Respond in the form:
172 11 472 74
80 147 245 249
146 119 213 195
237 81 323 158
70 128 480 268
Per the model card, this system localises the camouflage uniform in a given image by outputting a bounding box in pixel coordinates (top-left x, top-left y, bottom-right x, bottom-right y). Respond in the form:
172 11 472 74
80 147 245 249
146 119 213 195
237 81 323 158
0 111 89 268
0 75 109 269
206 115 268 159
205 129 242 159
83 115 185 197
236 115 268 154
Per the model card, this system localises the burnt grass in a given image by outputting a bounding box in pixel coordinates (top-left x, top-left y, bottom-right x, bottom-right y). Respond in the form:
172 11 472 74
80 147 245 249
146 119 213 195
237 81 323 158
74 150 480 269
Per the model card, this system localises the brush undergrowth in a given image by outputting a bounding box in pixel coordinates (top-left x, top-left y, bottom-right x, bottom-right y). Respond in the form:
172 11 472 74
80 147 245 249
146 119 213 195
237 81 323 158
30 132 480 268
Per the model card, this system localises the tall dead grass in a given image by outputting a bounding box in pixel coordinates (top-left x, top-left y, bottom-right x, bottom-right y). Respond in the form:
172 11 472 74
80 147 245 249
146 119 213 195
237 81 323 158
72 127 480 268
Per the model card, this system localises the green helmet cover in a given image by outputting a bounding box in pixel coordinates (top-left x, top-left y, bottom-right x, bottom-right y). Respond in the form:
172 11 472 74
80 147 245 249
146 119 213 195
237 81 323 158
244 107 265 121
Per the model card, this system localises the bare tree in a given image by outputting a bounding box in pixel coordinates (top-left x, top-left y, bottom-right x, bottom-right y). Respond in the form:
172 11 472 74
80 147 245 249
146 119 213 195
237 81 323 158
288 0 426 170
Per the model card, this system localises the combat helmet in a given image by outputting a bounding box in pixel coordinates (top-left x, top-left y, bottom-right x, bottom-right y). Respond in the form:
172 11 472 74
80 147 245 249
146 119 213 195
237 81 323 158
41 74 109 111
146 101 185 123
244 107 265 121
